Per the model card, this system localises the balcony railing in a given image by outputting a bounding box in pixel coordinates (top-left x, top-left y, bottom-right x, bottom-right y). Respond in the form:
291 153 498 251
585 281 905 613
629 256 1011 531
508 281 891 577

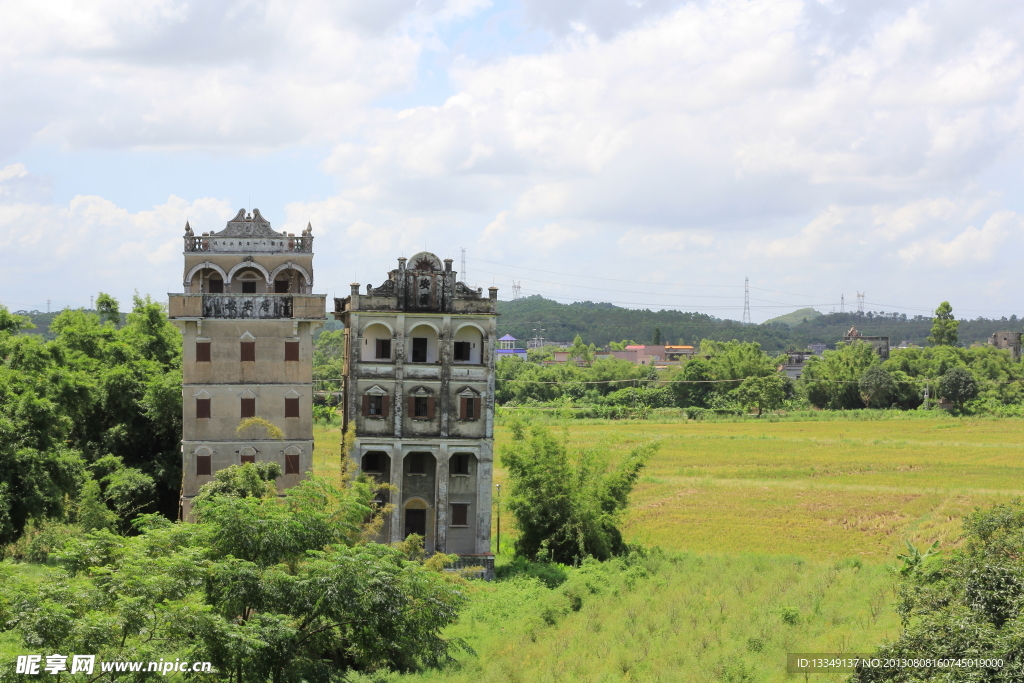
168 294 326 320
184 235 312 253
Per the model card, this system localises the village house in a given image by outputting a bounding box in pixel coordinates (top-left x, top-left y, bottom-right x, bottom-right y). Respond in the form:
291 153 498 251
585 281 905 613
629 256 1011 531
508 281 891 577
333 253 497 570
168 209 326 518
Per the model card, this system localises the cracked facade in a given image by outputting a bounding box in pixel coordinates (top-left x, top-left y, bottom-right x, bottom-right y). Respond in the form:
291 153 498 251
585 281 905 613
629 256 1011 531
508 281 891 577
169 209 326 518
334 253 498 558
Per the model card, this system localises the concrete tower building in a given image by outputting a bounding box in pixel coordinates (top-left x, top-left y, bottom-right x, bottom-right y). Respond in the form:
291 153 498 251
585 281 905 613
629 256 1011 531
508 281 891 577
334 252 497 565
169 209 326 517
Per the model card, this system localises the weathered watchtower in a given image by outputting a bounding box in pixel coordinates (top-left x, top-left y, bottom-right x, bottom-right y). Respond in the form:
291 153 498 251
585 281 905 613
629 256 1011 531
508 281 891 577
168 209 326 518
334 252 497 564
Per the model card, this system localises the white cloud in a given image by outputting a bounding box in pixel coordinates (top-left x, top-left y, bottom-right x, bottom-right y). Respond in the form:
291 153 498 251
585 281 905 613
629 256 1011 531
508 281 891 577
898 210 1019 266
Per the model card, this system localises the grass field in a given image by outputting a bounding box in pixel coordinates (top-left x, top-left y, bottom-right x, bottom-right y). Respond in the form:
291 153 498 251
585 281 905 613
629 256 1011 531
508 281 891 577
314 414 1023 682
318 414 1024 561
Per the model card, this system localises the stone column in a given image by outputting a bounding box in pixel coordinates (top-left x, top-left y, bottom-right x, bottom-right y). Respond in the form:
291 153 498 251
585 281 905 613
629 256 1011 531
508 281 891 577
394 313 405 438
476 443 494 554
389 446 404 544
439 315 451 439
435 443 449 553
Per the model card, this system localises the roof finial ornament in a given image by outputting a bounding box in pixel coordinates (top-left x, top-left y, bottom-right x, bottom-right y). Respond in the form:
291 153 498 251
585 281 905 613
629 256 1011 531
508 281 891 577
304 221 313 236
184 220 193 236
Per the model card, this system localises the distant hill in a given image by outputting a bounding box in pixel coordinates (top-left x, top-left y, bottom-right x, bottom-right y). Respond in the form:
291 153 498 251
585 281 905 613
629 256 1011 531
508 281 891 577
495 296 1021 353
763 308 822 327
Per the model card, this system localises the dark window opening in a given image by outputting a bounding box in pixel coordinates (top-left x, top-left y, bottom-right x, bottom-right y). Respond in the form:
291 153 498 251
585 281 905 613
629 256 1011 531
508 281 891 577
450 503 469 527
451 454 470 475
208 278 223 294
404 509 426 538
285 341 299 361
241 341 256 362
414 396 429 417
196 342 211 362
242 281 257 294
419 293 430 306
196 398 211 419
196 455 212 476
285 453 300 475
363 452 384 473
460 396 477 420
368 395 383 416
274 280 290 293
409 452 427 474
241 454 255 464
241 398 256 418
411 337 427 362
375 338 391 359
453 341 471 361
285 397 300 418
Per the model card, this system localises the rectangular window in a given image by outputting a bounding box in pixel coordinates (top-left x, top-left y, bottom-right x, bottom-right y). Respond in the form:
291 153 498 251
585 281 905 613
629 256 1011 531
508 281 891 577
285 453 300 475
451 454 470 475
409 453 427 474
196 342 211 362
208 279 223 294
411 337 427 362
285 397 300 418
453 341 471 361
375 338 391 359
450 503 469 527
241 341 256 362
284 341 299 362
460 396 478 420
240 397 256 418
363 453 383 472
196 398 211 419
368 395 383 416
240 455 255 464
196 455 212 476
274 280 290 293
414 396 429 417
242 281 257 294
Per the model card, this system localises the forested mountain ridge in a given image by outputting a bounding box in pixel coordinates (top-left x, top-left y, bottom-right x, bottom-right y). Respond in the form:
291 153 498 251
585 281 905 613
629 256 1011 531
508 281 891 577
495 296 1019 352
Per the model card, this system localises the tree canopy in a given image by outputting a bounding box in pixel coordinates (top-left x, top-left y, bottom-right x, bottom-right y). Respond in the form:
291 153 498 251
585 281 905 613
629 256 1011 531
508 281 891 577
928 301 959 346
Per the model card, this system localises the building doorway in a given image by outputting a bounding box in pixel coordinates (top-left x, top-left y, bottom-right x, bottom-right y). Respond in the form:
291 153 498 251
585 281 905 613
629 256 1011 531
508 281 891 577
405 509 427 538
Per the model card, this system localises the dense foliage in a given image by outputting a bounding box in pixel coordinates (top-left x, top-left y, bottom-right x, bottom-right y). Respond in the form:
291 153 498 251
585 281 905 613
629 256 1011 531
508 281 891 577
0 467 468 682
854 500 1024 682
0 298 182 547
494 296 1019 352
500 421 657 564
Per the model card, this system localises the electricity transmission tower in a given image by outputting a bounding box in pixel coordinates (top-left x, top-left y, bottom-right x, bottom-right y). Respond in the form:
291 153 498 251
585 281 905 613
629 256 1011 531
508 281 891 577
511 281 522 300
840 294 845 313
857 292 865 314
460 248 467 284
742 277 751 325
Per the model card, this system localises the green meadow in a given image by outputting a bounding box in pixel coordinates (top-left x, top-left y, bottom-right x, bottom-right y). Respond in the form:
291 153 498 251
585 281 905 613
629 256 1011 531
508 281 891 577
315 413 1024 682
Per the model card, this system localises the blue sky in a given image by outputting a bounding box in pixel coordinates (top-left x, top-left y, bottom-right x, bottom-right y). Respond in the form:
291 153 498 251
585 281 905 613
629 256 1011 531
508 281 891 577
2 0 1023 322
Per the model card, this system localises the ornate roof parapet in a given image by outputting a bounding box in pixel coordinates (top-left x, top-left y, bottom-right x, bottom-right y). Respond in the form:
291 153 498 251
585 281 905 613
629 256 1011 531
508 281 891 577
182 208 313 253
345 251 494 314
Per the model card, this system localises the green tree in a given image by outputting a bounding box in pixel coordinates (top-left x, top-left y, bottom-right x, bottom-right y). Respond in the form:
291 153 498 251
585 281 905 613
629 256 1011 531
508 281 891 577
853 501 1024 683
801 341 878 409
500 421 658 564
667 357 714 408
313 329 346 391
859 365 897 408
736 374 788 416
939 366 978 411
651 327 662 345
928 301 959 346
0 305 34 334
565 334 594 366
95 292 121 327
0 476 466 682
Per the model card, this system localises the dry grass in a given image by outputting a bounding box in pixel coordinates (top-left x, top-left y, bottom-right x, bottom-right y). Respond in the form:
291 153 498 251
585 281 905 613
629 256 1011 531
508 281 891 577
489 417 1024 561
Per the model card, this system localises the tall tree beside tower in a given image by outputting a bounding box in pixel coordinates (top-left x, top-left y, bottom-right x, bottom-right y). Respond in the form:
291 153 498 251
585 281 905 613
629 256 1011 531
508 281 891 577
928 301 959 346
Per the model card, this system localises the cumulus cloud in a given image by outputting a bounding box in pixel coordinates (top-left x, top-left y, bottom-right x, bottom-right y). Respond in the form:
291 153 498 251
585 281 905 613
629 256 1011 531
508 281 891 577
3 0 1024 319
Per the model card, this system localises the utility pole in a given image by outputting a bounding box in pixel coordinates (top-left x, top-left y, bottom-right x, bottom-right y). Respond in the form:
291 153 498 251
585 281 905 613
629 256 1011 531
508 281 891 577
742 277 751 325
